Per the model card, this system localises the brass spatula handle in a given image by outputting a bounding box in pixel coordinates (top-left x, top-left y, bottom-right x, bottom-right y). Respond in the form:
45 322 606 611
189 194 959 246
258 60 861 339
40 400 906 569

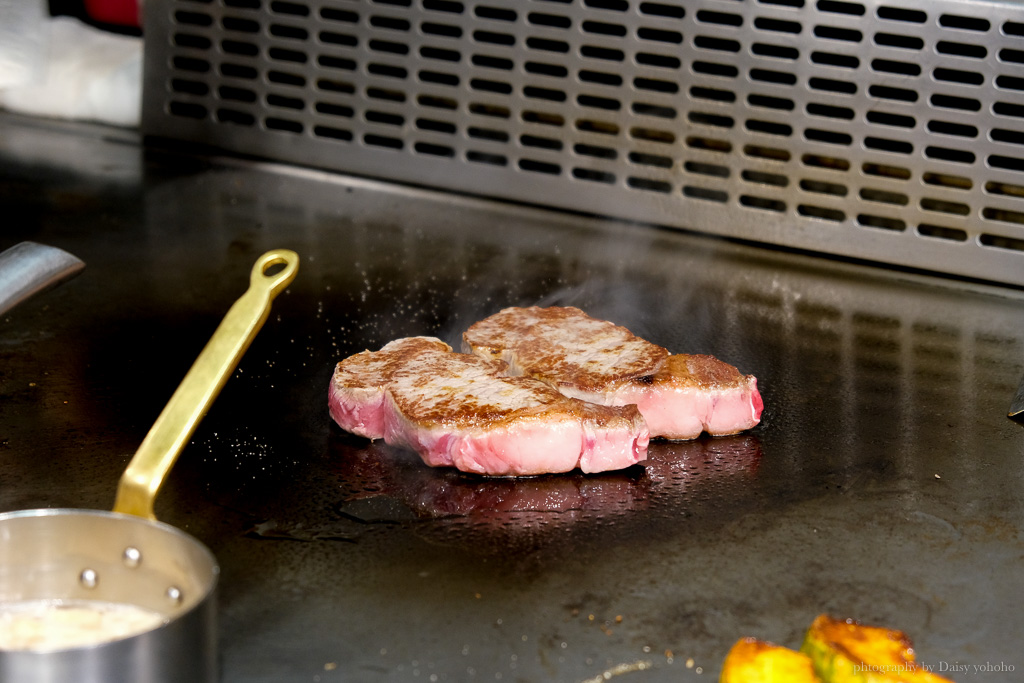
113 249 299 520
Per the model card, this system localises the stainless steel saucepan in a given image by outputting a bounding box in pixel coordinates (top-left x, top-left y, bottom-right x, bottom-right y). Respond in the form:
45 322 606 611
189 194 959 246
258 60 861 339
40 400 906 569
0 249 299 682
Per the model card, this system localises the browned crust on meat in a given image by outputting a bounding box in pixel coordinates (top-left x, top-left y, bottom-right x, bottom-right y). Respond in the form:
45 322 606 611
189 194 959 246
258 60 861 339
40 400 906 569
651 354 752 389
333 336 638 430
463 306 669 392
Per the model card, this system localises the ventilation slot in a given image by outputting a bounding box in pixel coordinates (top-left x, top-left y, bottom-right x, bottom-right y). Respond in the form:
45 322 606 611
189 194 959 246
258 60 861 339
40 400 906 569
144 0 1024 286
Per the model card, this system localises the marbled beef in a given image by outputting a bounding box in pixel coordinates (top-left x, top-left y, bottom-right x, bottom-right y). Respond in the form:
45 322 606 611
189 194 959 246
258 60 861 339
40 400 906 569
462 307 762 440
328 337 649 476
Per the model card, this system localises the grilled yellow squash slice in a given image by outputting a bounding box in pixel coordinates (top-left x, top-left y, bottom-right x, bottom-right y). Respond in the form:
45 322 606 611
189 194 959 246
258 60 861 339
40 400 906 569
800 614 953 683
720 637 820 683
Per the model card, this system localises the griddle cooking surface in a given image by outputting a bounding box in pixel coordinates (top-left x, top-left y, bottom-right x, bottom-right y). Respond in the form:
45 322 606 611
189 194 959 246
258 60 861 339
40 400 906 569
2 115 1023 681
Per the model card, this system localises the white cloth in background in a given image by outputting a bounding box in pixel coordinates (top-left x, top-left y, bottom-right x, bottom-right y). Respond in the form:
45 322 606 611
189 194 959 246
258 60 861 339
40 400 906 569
0 0 48 89
0 14 142 128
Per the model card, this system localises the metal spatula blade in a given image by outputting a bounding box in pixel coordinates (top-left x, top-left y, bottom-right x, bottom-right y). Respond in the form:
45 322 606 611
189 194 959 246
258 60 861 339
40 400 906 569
1010 373 1024 422
0 241 85 316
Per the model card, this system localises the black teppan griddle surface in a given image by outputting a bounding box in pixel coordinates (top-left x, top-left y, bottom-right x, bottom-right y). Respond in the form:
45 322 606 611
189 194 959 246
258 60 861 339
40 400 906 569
2 114 1023 682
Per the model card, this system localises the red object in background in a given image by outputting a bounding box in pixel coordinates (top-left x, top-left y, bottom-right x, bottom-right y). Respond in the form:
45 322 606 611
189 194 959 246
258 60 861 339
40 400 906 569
83 0 139 27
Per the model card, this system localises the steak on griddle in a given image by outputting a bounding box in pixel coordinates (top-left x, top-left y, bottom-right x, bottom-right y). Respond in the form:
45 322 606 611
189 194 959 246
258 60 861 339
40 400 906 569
600 354 763 440
460 306 669 394
328 337 649 476
462 307 763 440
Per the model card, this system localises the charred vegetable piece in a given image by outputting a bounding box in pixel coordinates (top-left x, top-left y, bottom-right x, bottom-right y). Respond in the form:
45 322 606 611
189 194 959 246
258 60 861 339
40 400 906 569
720 637 820 683
800 614 954 683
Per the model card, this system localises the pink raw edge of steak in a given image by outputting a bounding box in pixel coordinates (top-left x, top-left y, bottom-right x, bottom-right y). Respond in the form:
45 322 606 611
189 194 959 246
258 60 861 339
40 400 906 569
328 337 649 476
562 354 764 440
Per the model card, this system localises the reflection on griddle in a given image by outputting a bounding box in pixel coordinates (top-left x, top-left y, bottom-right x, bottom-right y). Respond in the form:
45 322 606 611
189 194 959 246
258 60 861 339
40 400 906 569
240 428 763 556
262 433 765 549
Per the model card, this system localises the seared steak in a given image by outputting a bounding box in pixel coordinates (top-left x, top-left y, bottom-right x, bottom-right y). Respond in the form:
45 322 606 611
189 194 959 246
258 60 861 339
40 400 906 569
460 306 669 393
588 354 763 440
328 336 649 476
462 307 762 440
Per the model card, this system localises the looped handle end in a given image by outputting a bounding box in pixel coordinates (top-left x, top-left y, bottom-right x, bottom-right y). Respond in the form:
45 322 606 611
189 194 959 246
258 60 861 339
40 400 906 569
252 249 299 298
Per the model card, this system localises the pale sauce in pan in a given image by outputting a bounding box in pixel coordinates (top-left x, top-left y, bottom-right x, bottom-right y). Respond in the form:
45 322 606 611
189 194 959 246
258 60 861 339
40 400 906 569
0 600 166 651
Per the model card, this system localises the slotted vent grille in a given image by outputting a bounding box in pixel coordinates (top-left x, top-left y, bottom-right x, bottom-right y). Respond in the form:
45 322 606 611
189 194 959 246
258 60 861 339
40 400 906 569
143 0 1024 286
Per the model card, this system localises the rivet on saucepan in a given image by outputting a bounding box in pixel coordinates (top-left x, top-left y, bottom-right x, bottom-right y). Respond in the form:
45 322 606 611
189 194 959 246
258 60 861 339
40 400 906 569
123 546 142 568
166 586 184 605
79 568 99 589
